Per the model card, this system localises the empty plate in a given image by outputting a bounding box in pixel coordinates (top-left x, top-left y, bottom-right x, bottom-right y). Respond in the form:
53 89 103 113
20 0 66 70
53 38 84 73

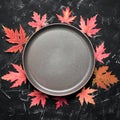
22 23 95 96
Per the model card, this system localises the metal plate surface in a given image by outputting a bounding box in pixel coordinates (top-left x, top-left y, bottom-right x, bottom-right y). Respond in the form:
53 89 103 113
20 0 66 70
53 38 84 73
22 23 95 96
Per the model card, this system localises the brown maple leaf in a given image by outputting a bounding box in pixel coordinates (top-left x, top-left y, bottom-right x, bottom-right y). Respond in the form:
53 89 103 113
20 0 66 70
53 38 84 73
53 97 68 109
93 66 119 90
28 90 48 108
56 7 76 24
1 64 26 88
3 25 28 53
79 15 101 37
94 42 111 63
76 87 97 105
28 11 47 31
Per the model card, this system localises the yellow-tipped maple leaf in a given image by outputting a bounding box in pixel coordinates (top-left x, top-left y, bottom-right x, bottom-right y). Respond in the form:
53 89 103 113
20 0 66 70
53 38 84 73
79 15 101 37
56 7 76 24
93 66 119 90
28 90 48 108
76 87 97 105
3 25 28 53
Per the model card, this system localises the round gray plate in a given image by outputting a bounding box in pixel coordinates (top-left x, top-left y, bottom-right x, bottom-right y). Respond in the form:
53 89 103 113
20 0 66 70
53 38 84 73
22 23 95 96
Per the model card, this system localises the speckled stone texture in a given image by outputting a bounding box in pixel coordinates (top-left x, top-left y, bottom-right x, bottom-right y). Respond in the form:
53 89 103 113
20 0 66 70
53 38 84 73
0 0 120 120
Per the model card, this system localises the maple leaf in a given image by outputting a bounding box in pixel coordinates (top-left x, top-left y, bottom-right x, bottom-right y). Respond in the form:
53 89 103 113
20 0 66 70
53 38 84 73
28 11 47 31
94 42 111 63
79 15 101 37
3 25 28 53
56 7 76 24
1 64 26 88
93 66 119 90
76 87 97 105
53 97 68 109
28 90 48 108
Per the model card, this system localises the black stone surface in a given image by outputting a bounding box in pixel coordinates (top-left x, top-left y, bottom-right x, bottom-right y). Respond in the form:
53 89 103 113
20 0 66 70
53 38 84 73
0 0 120 120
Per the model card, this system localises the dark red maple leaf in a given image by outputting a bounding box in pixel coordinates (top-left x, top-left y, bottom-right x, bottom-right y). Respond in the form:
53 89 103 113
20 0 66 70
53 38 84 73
28 11 47 31
1 64 26 88
28 90 48 108
53 97 68 109
94 42 111 63
79 15 101 37
3 25 28 53
76 87 97 105
56 7 76 24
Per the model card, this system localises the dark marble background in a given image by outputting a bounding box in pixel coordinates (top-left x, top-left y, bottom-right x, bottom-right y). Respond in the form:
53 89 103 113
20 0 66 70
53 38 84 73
0 0 120 120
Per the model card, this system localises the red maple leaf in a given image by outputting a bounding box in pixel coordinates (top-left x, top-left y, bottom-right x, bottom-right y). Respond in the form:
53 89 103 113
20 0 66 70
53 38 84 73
1 64 26 88
53 97 68 109
93 66 119 90
94 42 110 63
28 11 47 31
79 15 101 37
56 7 76 24
3 25 28 53
28 90 48 108
76 87 97 105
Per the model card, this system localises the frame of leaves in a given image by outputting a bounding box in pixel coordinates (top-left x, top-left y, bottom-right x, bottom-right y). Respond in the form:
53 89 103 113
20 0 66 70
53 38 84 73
1 7 119 109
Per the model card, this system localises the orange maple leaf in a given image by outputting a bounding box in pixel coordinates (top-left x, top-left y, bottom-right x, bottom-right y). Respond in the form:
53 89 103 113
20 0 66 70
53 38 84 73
28 90 48 108
3 25 28 53
93 66 119 90
79 15 101 37
76 87 97 105
53 97 68 109
56 7 76 24
94 42 111 63
1 64 26 88
28 11 47 31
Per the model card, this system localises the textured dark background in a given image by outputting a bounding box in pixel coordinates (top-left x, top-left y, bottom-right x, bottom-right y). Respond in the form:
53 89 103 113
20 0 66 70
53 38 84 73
0 0 120 120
